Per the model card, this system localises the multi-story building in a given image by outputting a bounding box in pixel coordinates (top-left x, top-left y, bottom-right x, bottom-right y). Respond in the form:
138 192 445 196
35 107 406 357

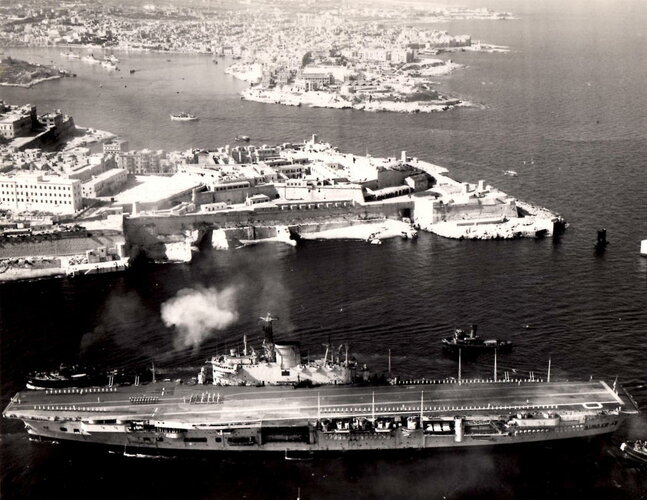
81 168 128 199
294 71 334 91
116 149 166 174
0 174 82 214
0 104 37 139
103 138 130 154
38 111 63 130
37 110 75 139
64 154 106 182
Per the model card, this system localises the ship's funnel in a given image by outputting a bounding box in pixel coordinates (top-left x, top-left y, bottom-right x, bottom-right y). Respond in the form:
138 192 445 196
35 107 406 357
275 342 301 369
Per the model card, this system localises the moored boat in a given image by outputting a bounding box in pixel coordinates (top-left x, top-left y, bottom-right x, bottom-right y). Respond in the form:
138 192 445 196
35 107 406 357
620 440 647 463
60 51 80 59
101 60 118 71
170 112 199 121
26 364 108 390
81 54 100 65
442 325 512 352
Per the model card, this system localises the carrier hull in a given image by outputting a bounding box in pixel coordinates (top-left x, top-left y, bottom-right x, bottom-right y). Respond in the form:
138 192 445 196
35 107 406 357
4 380 632 453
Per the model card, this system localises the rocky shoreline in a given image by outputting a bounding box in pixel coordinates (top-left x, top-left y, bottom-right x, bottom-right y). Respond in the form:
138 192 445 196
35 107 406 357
0 56 68 88
0 74 64 88
239 87 466 114
228 59 467 114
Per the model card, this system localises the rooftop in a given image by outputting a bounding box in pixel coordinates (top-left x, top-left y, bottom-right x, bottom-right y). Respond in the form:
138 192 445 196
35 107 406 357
111 175 202 204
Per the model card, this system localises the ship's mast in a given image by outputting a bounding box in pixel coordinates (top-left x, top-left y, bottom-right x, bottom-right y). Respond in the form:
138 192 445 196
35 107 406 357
547 357 552 383
372 391 375 421
458 348 462 384
260 313 278 361
420 391 424 421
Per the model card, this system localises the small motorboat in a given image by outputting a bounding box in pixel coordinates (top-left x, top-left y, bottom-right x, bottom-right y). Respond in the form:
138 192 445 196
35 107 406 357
620 440 647 464
442 325 512 352
170 112 199 121
235 135 250 142
503 170 518 177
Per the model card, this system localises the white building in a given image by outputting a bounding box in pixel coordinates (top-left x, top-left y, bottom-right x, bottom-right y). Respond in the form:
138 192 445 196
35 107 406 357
81 168 128 199
0 174 82 214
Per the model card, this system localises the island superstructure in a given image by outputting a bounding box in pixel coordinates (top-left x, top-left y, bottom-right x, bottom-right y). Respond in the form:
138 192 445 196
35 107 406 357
207 315 357 386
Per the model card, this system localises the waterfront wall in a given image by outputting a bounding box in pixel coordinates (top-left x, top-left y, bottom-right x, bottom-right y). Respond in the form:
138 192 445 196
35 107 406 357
0 231 124 259
414 198 517 225
125 201 413 260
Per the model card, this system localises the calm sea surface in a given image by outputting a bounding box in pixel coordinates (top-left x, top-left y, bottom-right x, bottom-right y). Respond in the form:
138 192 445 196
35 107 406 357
1 1 646 498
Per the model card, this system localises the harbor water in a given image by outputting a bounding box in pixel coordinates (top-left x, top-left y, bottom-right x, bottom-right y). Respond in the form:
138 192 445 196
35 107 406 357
1 1 646 498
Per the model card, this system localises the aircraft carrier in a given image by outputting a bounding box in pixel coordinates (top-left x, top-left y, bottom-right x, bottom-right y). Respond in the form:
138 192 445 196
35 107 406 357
3 377 636 453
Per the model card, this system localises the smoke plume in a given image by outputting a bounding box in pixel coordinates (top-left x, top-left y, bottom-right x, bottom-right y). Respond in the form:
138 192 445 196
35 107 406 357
161 285 239 350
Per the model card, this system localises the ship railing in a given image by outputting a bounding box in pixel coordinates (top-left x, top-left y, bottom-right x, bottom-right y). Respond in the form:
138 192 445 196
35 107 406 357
392 378 545 385
192 421 262 430
44 387 117 396
129 396 159 405
317 401 563 418
34 405 109 412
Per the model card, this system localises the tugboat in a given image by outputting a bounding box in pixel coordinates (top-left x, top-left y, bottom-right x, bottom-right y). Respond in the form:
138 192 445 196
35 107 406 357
442 325 512 352
26 364 155 390
170 112 199 121
26 364 108 390
620 440 647 464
